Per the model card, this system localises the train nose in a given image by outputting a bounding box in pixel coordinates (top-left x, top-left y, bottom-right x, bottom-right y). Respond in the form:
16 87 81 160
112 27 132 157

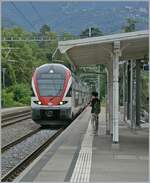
48 102 53 105
45 110 53 117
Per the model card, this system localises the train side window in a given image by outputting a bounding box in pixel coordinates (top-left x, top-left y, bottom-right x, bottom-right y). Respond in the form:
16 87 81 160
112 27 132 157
66 86 72 97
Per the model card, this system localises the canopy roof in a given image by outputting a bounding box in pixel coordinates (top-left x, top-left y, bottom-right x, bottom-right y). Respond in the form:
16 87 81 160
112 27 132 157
58 30 149 65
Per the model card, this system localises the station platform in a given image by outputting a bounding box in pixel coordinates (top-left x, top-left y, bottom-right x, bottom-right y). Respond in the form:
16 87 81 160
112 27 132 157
16 107 149 182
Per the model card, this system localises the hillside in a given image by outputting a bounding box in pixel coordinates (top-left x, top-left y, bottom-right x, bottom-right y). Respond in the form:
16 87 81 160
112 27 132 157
2 1 148 35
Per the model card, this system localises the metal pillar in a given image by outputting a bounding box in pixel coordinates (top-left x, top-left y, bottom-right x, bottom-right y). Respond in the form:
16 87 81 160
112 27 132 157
125 62 128 121
109 70 113 136
130 61 135 128
123 63 126 122
127 61 131 120
106 69 110 135
97 65 101 98
112 41 120 143
136 60 141 126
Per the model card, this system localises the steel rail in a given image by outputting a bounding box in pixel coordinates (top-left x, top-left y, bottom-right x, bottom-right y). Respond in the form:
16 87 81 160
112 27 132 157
2 128 41 153
2 112 31 127
1 128 63 182
2 111 31 122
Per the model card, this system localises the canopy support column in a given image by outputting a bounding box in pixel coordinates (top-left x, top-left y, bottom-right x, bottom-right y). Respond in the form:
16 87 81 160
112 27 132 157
127 61 131 120
130 61 134 128
98 65 101 98
109 69 113 136
136 60 141 127
112 41 121 143
123 62 126 122
105 69 110 135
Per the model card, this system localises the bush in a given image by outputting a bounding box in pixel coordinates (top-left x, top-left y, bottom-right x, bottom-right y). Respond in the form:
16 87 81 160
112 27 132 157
2 83 32 107
2 90 23 107
9 83 31 101
101 97 106 107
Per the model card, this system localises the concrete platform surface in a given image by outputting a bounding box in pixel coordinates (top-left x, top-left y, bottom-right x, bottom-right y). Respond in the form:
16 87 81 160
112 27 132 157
15 107 149 182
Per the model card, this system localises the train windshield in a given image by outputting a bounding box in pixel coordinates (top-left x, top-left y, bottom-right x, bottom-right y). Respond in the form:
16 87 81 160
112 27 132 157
37 73 65 96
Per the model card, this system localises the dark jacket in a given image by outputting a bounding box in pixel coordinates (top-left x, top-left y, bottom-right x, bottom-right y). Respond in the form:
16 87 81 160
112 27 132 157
91 98 100 114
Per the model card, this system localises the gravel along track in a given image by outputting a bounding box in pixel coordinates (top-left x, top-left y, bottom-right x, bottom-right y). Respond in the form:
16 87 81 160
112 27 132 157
2 128 41 152
2 119 40 147
1 129 62 181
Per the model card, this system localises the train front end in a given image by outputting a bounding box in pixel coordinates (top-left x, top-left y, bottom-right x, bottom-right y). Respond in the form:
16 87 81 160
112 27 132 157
31 64 72 126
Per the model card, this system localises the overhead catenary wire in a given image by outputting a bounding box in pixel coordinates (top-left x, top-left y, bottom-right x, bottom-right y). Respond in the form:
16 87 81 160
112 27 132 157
30 2 47 25
11 2 37 32
4 2 79 41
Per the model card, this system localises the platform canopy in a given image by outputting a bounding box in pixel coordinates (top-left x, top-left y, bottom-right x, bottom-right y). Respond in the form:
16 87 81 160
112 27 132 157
58 30 149 65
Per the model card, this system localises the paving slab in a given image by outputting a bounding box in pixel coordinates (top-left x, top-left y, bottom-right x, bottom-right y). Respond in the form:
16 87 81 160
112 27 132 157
91 108 149 182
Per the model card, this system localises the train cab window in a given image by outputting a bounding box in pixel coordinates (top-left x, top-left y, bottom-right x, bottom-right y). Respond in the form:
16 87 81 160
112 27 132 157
66 85 72 97
37 73 65 97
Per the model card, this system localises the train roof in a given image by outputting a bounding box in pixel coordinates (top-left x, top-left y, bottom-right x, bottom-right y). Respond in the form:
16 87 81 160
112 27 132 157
38 63 69 69
36 63 71 73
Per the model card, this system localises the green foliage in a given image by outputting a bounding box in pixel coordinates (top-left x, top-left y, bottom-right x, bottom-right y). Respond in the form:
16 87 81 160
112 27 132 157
2 20 147 110
2 83 32 107
10 83 31 101
1 25 75 107
122 18 138 32
101 97 106 107
61 32 77 41
1 26 51 107
80 27 103 38
40 24 51 35
100 73 106 101
2 90 23 107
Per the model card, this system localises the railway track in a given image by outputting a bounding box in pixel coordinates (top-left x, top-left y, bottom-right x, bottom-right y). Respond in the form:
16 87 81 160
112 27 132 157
2 110 31 127
1 128 63 182
2 128 40 152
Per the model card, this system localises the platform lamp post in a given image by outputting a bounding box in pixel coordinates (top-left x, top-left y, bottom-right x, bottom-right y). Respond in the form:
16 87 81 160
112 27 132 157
2 68 6 107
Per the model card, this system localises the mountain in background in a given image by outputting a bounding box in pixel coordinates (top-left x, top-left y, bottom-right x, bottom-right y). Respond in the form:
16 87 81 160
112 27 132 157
2 1 149 35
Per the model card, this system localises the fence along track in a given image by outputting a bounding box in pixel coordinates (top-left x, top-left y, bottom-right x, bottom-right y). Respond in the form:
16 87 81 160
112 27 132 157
1 128 63 182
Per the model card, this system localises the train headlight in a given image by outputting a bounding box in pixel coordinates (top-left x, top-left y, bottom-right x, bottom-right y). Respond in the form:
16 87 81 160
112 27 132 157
59 101 68 105
60 101 63 105
34 101 42 105
38 101 42 105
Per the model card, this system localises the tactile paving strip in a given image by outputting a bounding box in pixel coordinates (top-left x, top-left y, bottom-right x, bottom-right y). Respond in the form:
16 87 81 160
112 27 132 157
70 120 94 182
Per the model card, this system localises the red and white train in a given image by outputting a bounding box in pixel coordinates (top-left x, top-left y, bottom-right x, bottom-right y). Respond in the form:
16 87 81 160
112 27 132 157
31 63 90 126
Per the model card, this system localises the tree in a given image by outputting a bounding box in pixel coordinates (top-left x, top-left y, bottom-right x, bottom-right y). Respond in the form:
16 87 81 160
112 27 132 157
61 32 77 41
122 18 138 32
80 27 103 38
1 26 75 107
40 24 51 35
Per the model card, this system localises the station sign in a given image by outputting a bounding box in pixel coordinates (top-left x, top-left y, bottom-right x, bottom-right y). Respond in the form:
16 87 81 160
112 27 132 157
143 64 149 71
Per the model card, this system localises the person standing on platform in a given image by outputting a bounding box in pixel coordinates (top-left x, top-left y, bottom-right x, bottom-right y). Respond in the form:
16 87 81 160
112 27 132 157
90 91 101 135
